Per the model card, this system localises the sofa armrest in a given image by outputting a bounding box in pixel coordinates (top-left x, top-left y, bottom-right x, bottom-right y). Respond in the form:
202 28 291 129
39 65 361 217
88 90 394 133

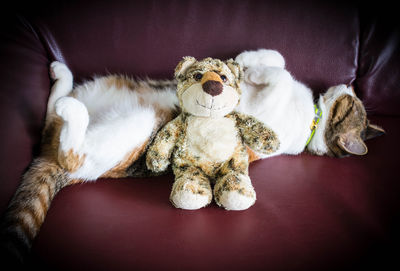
0 15 51 213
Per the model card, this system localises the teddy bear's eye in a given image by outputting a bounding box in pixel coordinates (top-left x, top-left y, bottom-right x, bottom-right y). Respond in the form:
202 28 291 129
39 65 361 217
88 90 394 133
194 73 203 81
220 75 227 82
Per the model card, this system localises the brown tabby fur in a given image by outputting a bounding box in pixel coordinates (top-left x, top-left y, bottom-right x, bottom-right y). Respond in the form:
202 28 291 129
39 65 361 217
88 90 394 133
324 94 384 157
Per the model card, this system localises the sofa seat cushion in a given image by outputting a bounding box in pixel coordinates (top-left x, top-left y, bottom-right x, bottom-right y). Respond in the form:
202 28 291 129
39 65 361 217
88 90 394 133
29 116 399 270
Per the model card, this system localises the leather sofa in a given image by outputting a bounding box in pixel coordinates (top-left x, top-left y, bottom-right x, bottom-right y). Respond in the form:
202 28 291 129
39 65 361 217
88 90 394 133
1 0 399 270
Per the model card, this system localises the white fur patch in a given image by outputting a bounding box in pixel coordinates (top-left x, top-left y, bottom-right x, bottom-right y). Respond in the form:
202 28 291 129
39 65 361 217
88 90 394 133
186 116 238 163
47 61 73 116
69 107 156 180
64 77 177 180
235 49 285 69
236 62 314 157
55 97 89 153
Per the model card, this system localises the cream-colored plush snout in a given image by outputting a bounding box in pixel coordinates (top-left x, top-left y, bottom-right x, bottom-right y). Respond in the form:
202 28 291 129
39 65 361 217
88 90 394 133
181 71 239 118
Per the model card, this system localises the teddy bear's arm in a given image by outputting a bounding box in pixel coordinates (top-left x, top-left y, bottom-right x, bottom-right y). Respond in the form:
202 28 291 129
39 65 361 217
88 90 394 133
146 115 182 173
232 112 280 155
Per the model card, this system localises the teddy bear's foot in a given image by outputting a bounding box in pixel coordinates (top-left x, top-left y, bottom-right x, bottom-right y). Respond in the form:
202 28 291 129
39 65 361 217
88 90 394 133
170 171 212 210
214 173 256 211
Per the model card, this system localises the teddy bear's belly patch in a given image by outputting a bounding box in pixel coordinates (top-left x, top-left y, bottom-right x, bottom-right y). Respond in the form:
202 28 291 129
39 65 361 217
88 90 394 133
186 116 239 163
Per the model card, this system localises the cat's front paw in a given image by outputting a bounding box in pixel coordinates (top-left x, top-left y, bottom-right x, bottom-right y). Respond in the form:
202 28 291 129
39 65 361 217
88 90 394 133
245 66 291 86
50 61 72 81
235 49 285 69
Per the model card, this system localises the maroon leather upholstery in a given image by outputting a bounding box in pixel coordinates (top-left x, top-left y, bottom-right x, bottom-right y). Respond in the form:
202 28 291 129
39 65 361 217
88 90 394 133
1 0 399 270
356 10 400 116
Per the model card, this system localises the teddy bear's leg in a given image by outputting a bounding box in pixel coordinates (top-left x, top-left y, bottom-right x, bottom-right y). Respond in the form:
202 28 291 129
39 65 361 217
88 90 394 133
214 147 256 211
170 166 212 210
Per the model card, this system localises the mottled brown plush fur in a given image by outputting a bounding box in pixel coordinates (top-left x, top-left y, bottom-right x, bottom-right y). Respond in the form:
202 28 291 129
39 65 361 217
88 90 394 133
146 57 279 210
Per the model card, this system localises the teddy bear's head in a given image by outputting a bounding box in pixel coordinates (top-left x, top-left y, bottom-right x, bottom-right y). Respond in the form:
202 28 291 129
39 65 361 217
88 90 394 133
174 57 243 118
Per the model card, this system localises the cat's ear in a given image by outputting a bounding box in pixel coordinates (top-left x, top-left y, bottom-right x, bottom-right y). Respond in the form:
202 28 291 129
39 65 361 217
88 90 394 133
331 94 354 125
175 56 197 79
365 123 385 140
337 132 368 155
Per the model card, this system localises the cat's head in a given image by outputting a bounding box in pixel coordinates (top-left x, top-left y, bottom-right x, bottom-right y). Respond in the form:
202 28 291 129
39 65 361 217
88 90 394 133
174 56 243 118
322 85 385 157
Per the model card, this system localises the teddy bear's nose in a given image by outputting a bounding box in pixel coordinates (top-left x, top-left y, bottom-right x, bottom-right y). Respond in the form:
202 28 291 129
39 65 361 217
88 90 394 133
202 80 223 96
201 71 223 96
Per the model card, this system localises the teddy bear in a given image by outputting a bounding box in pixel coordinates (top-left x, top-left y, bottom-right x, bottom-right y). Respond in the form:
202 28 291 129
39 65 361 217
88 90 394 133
146 56 280 210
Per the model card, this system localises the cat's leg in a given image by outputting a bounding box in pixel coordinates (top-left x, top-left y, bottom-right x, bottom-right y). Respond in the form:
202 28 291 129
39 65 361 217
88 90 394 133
47 61 74 115
214 147 256 210
235 49 285 69
55 96 89 172
170 166 212 210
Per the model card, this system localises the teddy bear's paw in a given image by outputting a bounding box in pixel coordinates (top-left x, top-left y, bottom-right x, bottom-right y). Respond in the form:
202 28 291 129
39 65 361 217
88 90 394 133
214 174 256 211
170 176 212 210
170 190 211 210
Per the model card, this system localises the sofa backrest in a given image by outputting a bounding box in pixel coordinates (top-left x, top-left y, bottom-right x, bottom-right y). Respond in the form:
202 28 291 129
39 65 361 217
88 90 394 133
24 0 399 114
29 0 360 91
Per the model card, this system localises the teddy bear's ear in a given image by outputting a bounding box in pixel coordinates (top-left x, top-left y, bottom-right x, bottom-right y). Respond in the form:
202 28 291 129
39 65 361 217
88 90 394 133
174 56 197 79
225 59 243 80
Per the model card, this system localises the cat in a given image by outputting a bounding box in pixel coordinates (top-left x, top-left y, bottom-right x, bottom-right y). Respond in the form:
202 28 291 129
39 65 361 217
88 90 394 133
235 49 385 159
0 49 384 263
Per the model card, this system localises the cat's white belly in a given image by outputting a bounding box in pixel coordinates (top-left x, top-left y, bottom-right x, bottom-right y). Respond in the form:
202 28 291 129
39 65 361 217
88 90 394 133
237 79 315 158
66 78 178 180
69 107 156 181
186 116 239 163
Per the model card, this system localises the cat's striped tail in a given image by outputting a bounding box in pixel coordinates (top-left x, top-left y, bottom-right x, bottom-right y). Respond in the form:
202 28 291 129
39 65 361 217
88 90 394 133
1 157 70 264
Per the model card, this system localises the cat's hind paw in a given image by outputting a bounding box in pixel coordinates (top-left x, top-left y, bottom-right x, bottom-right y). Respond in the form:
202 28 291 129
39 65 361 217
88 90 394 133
55 97 89 125
50 61 72 82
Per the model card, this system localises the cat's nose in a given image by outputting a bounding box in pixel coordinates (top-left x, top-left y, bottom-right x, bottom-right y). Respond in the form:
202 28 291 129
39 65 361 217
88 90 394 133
201 71 223 96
